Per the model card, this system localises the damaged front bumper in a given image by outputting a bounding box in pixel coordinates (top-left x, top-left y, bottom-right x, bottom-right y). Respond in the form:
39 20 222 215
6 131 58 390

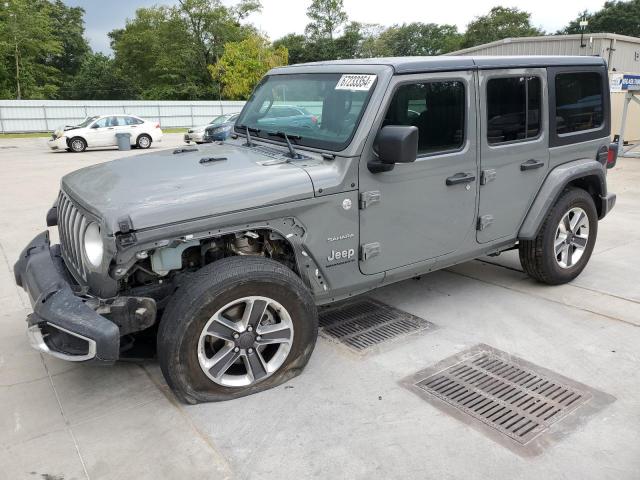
14 231 155 364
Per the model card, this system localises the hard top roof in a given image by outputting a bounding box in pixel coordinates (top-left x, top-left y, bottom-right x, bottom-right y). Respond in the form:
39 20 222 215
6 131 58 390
272 55 606 75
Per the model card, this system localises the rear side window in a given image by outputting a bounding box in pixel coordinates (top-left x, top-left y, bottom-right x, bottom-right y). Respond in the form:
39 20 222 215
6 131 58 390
555 72 603 134
383 80 465 156
487 76 541 144
125 116 143 125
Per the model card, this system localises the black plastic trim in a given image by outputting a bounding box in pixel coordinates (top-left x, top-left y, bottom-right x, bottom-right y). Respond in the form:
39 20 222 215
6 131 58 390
14 231 120 363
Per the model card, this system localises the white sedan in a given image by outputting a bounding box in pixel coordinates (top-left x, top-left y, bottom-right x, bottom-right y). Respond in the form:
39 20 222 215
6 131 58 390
48 115 163 152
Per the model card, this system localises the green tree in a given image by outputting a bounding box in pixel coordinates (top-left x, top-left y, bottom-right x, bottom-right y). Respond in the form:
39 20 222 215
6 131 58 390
562 1 640 37
210 34 287 99
334 22 382 59
305 0 348 39
375 23 462 56
461 7 543 49
110 1 259 100
0 0 62 99
110 7 201 99
47 1 90 85
62 53 137 100
273 34 309 64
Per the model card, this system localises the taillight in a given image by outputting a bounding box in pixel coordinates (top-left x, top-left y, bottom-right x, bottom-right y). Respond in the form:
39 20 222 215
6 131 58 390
607 142 618 169
311 115 318 124
155 123 161 129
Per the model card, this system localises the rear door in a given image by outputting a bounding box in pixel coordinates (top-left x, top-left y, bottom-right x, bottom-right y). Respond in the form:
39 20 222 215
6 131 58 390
477 68 549 243
359 70 478 274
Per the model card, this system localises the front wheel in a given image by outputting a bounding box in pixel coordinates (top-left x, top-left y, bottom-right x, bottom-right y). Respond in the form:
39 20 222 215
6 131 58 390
157 256 318 404
68 137 86 153
519 187 598 285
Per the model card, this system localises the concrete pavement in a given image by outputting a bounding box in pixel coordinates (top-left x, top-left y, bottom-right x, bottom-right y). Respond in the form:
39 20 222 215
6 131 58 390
0 135 638 479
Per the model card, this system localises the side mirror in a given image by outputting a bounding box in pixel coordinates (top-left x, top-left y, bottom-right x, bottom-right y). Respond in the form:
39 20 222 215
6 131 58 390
91 124 100 129
368 125 418 173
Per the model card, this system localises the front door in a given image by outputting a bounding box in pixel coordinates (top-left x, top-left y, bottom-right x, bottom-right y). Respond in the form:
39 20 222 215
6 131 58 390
477 69 549 243
359 70 478 275
85 116 117 147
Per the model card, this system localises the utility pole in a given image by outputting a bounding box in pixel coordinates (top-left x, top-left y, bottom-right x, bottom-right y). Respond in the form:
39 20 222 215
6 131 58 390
579 18 589 50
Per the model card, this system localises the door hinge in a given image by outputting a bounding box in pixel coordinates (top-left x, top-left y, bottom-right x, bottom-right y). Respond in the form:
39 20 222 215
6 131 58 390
359 190 381 209
477 215 494 231
360 242 381 261
480 169 497 185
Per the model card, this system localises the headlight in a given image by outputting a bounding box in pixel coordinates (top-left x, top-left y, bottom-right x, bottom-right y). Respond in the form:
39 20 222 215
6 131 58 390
83 222 103 268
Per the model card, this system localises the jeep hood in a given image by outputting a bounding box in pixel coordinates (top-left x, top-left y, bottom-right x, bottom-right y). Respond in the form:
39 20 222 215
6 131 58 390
61 144 314 233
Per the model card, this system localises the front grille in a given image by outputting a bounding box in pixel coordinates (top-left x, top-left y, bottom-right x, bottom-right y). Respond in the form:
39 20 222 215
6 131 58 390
57 190 90 281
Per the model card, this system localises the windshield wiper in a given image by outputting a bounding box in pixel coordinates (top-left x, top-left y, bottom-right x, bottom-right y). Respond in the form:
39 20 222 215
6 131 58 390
236 124 260 147
268 131 302 159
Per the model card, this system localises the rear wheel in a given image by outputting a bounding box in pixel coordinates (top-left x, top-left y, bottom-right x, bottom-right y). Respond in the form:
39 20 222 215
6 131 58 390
157 256 318 404
68 137 86 153
136 134 152 149
519 187 597 284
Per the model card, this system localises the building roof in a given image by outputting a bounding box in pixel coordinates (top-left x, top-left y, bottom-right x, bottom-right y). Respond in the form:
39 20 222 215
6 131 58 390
450 33 640 56
277 55 605 75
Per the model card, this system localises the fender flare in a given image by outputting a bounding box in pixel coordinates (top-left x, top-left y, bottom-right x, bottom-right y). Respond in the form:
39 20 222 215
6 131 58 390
518 159 607 241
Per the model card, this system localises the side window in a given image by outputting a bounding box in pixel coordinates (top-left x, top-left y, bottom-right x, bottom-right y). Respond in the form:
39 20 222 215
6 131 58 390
125 116 143 125
487 76 541 144
384 80 465 156
555 72 603 134
92 117 109 128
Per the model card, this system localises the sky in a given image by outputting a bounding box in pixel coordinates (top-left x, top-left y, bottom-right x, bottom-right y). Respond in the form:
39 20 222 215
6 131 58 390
64 0 608 54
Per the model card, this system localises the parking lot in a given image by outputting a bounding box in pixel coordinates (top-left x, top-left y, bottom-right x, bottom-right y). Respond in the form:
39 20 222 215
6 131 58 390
1 134 639 479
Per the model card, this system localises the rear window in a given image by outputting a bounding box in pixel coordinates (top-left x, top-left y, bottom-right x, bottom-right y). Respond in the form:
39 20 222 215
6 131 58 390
487 76 541 144
555 72 603 135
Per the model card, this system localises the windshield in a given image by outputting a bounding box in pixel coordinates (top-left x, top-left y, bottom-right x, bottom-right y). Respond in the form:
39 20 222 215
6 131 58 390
77 116 99 128
235 73 377 151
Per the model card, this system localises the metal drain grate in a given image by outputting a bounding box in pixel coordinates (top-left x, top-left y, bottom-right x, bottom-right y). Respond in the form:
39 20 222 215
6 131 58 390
319 297 433 351
402 345 615 455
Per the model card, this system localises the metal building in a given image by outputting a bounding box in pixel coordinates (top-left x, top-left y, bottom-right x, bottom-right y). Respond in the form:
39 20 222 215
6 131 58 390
450 33 640 141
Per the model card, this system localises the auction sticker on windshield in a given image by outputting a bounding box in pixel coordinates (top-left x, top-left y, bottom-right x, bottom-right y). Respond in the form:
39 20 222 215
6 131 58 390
335 74 377 91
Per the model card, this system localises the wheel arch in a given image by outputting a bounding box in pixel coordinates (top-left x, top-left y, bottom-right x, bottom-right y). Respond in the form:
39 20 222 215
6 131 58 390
67 135 87 149
518 159 607 241
114 217 327 296
136 133 152 145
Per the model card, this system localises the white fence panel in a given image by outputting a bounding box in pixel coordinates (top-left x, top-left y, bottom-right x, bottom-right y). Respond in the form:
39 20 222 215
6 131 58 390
0 100 246 133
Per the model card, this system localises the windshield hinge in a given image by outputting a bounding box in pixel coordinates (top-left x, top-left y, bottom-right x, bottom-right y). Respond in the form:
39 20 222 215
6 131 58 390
359 191 381 209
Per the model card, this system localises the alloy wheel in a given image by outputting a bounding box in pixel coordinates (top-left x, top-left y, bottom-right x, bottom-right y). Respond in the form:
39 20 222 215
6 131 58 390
554 207 589 269
197 296 294 387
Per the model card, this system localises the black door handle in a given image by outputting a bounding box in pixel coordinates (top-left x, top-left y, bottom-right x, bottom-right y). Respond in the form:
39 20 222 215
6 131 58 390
520 159 545 171
446 172 476 186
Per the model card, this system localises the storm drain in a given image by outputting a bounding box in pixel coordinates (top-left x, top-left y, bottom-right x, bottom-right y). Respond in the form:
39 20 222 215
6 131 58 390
402 344 615 454
319 297 434 352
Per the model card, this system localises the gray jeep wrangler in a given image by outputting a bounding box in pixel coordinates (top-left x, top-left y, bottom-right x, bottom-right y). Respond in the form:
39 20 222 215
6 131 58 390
15 56 617 403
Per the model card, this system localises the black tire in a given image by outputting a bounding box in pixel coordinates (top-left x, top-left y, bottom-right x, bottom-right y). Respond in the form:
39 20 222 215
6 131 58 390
157 256 318 404
136 134 152 149
68 137 86 153
519 187 598 285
